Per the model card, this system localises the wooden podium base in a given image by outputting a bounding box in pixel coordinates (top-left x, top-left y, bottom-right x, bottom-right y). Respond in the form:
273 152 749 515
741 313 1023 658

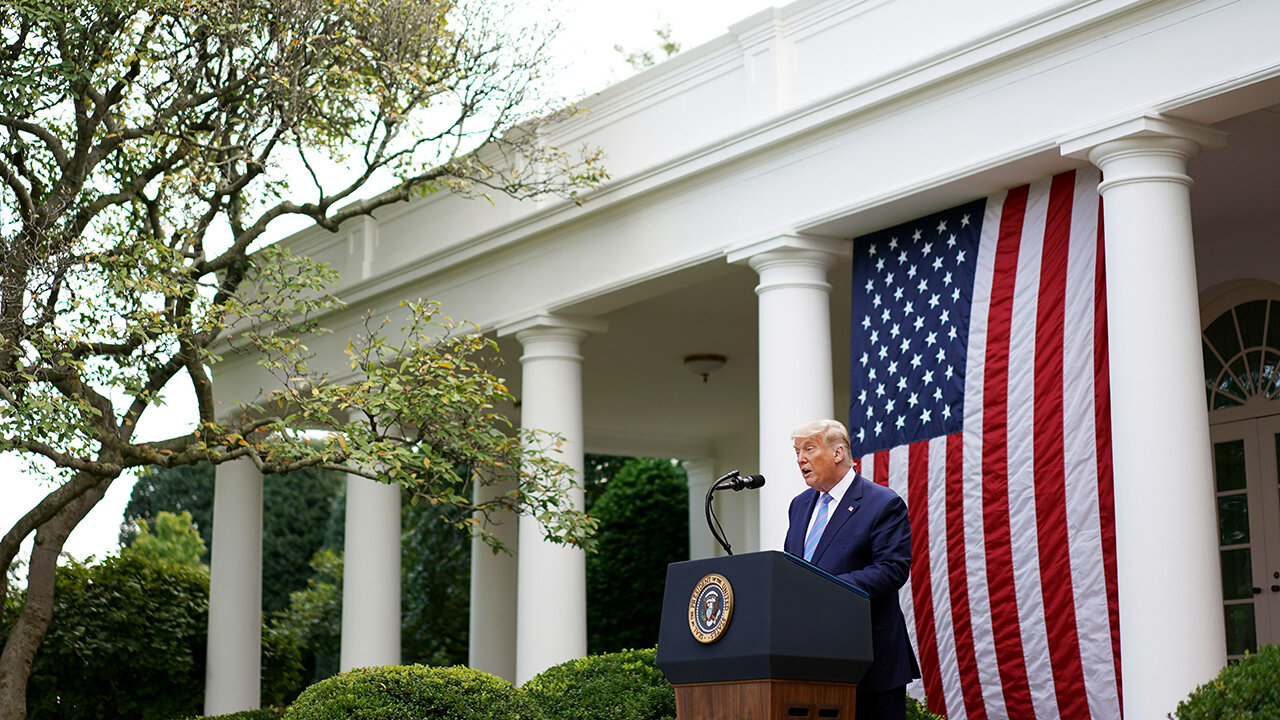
673 679 858 720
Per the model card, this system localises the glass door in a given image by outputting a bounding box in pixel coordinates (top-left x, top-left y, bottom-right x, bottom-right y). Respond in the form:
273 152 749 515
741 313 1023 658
1210 415 1280 659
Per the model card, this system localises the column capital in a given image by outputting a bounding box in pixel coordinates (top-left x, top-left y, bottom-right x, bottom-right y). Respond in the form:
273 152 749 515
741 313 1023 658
725 233 851 268
728 234 850 297
1061 115 1227 196
495 313 607 341
1060 113 1227 160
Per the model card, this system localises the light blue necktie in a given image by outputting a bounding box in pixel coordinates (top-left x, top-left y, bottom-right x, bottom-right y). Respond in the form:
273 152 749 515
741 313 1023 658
803 492 833 562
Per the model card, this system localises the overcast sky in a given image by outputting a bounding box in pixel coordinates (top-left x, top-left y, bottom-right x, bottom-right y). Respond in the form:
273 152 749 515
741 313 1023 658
2 0 778 570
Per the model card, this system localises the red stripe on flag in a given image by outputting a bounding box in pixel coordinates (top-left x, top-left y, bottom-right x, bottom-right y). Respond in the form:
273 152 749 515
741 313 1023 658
908 441 945 713
982 183 1034 712
1095 199 1123 713
1034 172 1089 716
874 451 890 487
945 431 985 719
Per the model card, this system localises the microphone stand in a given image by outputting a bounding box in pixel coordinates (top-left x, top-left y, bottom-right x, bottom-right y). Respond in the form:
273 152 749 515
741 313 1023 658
705 473 736 555
703 470 766 556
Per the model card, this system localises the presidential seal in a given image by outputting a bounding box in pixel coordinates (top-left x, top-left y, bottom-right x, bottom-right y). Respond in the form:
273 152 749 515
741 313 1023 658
688 573 734 644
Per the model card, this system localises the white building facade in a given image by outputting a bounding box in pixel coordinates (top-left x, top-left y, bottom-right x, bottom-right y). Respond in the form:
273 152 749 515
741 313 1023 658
205 1 1280 718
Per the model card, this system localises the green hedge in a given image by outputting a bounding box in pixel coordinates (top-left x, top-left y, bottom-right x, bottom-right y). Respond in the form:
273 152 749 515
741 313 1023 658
283 664 530 720
19 553 209 720
1174 644 1280 719
522 648 675 720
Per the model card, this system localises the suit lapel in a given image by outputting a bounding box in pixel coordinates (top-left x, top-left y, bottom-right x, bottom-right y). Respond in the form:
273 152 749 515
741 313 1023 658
810 475 865 565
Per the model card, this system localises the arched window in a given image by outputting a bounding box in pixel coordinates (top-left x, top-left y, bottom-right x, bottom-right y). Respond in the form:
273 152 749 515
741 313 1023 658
1202 286 1280 659
1203 298 1280 410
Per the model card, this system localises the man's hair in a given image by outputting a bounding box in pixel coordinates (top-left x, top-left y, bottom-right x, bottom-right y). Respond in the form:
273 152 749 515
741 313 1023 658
790 419 852 455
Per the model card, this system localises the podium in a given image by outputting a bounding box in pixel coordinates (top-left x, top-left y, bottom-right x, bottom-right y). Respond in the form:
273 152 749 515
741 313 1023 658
655 551 872 720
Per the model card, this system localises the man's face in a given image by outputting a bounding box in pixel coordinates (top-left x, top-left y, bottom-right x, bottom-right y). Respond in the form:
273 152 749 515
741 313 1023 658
794 434 845 492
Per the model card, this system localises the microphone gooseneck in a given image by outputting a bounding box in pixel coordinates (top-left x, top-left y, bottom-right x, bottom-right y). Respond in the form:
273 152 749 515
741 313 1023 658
703 470 767 556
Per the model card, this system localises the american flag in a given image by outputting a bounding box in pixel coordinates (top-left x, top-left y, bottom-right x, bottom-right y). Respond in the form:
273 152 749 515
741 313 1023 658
849 168 1122 719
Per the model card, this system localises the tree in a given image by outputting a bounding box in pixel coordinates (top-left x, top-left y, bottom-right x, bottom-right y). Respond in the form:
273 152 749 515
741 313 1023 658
127 464 472 672
401 495 472 668
126 509 206 567
119 465 217 552
0 0 605 716
121 462 346 613
267 549 344 689
586 458 688 654
583 453 632 512
613 24 682 71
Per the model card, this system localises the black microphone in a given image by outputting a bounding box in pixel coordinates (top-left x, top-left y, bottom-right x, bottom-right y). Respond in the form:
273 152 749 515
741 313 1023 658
711 471 766 491
727 474 766 491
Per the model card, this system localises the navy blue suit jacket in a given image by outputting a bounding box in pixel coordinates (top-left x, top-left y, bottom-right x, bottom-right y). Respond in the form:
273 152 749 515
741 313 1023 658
783 474 919 692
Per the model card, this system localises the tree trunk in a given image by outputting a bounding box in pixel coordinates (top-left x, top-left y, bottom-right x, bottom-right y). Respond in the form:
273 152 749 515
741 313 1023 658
0 475 110 720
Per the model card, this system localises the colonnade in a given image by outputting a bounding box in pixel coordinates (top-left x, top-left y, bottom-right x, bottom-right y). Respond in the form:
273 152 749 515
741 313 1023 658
203 115 1227 720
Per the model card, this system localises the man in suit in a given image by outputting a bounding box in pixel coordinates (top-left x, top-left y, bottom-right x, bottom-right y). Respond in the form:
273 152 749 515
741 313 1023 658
783 419 918 720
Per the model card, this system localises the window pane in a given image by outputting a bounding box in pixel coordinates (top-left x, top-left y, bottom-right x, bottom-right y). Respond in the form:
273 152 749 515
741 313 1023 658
1268 299 1280 351
1205 312 1242 366
1230 357 1253 394
1214 372 1246 409
1248 350 1266 391
1215 440 1247 492
1224 604 1258 656
1217 494 1250 546
1203 342 1224 385
1261 351 1280 397
1220 548 1253 600
1236 300 1267 350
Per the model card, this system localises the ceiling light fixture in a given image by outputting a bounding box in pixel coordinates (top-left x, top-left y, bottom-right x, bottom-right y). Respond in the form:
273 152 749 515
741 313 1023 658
683 353 727 383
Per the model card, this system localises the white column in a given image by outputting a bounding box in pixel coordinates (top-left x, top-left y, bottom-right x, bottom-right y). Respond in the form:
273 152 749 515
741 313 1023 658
205 458 263 715
683 458 719 560
340 474 401 670
469 473 519 682
729 235 848 551
499 314 606 684
1064 115 1228 720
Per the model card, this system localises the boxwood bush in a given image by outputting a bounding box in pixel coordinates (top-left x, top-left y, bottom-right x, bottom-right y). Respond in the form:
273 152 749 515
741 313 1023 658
1174 644 1280 719
522 648 675 720
284 664 530 720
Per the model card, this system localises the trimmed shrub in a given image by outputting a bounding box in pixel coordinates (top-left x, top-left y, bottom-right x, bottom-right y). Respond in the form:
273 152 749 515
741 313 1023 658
1174 644 1280 719
284 664 530 720
20 553 209 720
522 648 675 720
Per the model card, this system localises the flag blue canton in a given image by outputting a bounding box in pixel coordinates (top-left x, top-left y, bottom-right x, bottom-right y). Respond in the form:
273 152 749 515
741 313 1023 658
849 198 985 455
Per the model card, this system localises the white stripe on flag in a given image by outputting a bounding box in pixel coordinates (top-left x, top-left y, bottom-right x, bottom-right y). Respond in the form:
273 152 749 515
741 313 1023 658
1062 167 1121 719
1008 177 1058 720
926 436 963 718
965 189 1005 719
